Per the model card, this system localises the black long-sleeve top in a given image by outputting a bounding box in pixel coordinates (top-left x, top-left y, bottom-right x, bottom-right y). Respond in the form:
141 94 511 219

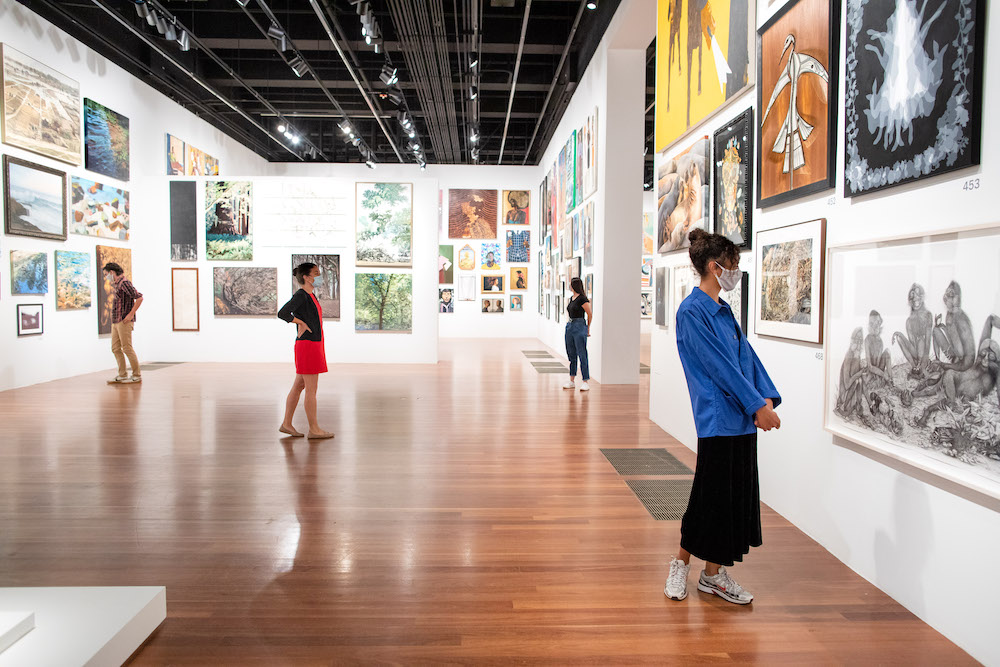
277 289 322 341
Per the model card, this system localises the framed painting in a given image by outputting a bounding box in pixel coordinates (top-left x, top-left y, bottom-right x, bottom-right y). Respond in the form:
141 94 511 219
584 274 593 305
166 134 186 175
16 303 43 337
291 254 341 320
458 274 476 301
356 182 413 267
538 178 548 240
70 176 129 240
572 212 581 253
171 267 199 331
439 288 455 313
641 291 652 319
482 298 505 314
213 267 277 316
549 165 559 239
720 271 750 332
170 181 198 260
713 108 753 249
186 144 204 176
510 295 523 312
83 99 129 182
642 212 656 255
824 224 1000 500
1 45 81 165
506 229 530 264
843 0 984 197
482 275 505 294
95 245 131 335
355 273 412 332
756 0 840 208
55 250 91 310
555 294 561 323
641 256 653 288
10 250 47 295
654 0 755 152
481 242 502 271
546 293 551 320
510 267 528 291
654 266 667 328
672 265 696 319
583 201 595 267
656 136 710 254
581 108 599 198
439 245 454 284
503 190 529 225
458 244 476 271
205 181 253 260
4 155 67 241
755 218 825 343
538 251 544 314
449 189 497 239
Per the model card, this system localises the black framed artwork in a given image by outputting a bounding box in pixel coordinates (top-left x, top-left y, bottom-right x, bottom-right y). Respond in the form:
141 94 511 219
3 155 68 241
16 303 43 336
843 0 985 197
713 108 754 249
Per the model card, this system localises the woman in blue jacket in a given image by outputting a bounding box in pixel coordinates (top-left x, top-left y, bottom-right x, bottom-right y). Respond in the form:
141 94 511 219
664 228 781 605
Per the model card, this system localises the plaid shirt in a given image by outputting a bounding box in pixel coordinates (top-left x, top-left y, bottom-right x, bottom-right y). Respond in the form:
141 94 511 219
112 276 142 324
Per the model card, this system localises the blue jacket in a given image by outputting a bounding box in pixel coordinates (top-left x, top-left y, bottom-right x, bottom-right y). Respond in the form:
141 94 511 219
676 287 781 438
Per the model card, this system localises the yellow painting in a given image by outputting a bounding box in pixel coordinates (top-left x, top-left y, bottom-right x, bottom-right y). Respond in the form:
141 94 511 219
655 0 754 152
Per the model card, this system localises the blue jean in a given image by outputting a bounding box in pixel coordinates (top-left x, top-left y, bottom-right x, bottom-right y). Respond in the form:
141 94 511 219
565 318 590 381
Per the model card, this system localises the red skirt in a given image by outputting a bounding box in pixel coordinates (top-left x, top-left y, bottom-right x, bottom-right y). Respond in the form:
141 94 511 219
294 339 328 374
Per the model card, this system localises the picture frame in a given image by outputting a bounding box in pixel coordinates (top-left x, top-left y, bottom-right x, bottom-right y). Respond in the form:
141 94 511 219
171 268 200 331
481 275 505 294
3 155 68 241
510 266 528 291
16 303 43 337
713 108 753 249
754 218 826 343
356 182 413 268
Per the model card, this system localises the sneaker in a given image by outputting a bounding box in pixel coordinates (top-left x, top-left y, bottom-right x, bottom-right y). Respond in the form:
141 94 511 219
664 557 690 601
697 567 753 605
562 380 576 390
107 376 128 384
126 376 142 383
579 382 590 391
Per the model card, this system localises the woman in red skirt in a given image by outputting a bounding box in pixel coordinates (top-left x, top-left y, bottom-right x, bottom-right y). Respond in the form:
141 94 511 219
277 262 335 439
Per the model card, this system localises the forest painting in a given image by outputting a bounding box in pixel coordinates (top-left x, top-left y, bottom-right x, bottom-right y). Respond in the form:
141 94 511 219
213 267 277 316
355 273 413 332
205 181 253 260
449 189 497 239
291 254 341 320
356 182 413 267
84 98 129 181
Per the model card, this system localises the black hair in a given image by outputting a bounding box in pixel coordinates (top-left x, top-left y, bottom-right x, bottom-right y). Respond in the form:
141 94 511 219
293 262 317 285
102 262 123 275
687 228 739 278
570 276 585 297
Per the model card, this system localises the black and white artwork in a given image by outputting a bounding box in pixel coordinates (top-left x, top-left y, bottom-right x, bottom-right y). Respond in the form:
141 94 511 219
654 267 667 328
170 180 197 260
825 226 1000 500
844 0 984 196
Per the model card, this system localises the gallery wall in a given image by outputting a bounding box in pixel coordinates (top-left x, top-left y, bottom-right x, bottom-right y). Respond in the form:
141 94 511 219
647 0 1000 662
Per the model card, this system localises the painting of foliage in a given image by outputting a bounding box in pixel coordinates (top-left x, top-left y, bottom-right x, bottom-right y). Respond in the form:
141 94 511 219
355 273 413 332
55 250 91 310
213 267 277 316
10 250 47 294
205 181 253 260
83 98 129 181
357 182 413 267
448 189 498 239
291 254 341 320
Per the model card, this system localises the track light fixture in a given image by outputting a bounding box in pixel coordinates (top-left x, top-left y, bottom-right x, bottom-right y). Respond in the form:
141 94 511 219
470 128 479 143
383 90 403 106
471 147 480 162
133 1 149 20
266 23 289 52
164 21 177 42
407 128 415 138
366 159 377 169
469 52 479 70
277 122 287 133
145 8 157 27
408 141 420 152
419 162 426 171
177 30 190 51
586 0 598 8
338 120 352 134
289 55 308 77
236 0 252 6
469 85 478 100
290 135 300 145
154 14 168 35
379 63 398 86
397 111 412 129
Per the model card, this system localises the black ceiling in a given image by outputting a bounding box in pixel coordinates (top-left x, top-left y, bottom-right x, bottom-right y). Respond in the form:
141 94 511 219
21 0 624 167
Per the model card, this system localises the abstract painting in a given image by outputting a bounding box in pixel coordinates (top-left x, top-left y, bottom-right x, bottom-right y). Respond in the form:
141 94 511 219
641 291 653 319
720 270 749 331
482 298 505 313
357 182 413 267
171 267 199 331
458 274 476 301
583 201 595 267
439 245 454 284
642 212 656 255
656 136 710 254
757 0 839 207
713 108 753 248
502 190 529 225
16 303 43 337
449 189 497 239
55 250 91 310
506 229 530 264
439 288 455 313
755 218 825 343
642 256 653 288
825 225 1000 500
10 250 47 295
4 155 66 241
213 267 277 316
170 181 198 260
458 244 476 271
673 264 696 318
654 0 755 152
204 155 220 176
70 176 129 240
481 242 502 271
581 108 599 198
95 245 131 335
844 0 984 197
482 275 505 294
186 145 204 176
510 267 528 291
510 295 523 312
205 181 253 260
355 273 412 332
166 134 185 175
291 254 341 320
1 45 81 165
83 99 129 182
654 267 667 327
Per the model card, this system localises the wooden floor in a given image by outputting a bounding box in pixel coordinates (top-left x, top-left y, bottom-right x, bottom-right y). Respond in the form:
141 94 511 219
0 339 970 664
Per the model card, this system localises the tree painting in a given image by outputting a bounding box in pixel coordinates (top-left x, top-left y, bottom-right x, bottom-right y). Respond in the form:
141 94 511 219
355 273 412 332
356 182 413 267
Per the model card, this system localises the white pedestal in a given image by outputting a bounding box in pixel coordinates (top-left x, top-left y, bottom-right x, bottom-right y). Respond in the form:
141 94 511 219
0 612 35 655
0 587 165 666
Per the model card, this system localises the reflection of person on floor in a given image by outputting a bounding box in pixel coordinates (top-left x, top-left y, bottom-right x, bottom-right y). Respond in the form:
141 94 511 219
892 283 933 377
836 327 866 418
932 281 976 372
788 296 811 324
865 310 892 384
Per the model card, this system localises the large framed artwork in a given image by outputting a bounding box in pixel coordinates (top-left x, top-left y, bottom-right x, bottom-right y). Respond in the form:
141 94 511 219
506 229 530 264
205 181 253 260
656 136 710 254
55 250 91 310
169 181 198 260
755 218 825 343
70 176 129 240
562 135 576 214
458 244 476 271
166 134 186 175
756 0 840 208
502 190 529 225
171 267 199 331
355 273 413 332
10 250 47 295
572 212 581 253
824 225 1000 500
95 245 131 335
538 178 548 241
654 266 667 328
713 108 753 249
449 189 497 239
720 271 749 332
439 245 454 284
654 0 755 153
213 267 277 316
1 45 81 165
83 99 129 182
16 303 43 337
3 155 67 241
356 182 413 267
843 0 984 197
548 165 559 240
458 274 476 301
291 254 341 320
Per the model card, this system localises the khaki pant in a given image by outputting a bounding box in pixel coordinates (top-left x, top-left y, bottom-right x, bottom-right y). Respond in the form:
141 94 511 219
111 320 141 378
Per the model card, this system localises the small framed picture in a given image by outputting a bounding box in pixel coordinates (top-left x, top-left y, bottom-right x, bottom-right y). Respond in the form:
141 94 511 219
481 298 504 313
17 303 43 336
481 274 505 294
509 294 523 311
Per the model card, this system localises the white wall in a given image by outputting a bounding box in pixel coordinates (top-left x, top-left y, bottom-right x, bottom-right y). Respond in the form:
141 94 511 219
647 0 1000 662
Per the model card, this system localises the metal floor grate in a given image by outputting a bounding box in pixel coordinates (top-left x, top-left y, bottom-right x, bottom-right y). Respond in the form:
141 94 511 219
531 361 567 368
534 367 570 374
523 351 554 358
626 479 693 521
600 448 693 476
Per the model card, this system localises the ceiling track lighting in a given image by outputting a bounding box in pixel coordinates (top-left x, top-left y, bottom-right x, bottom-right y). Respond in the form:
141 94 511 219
164 21 177 42
365 159 377 169
468 52 479 70
407 141 420 152
586 0 598 8
468 85 478 100
177 30 190 51
288 55 308 77
145 8 157 27
338 120 352 134
235 0 252 7
277 122 287 133
379 63 398 86
470 128 479 143
383 90 403 106
133 1 150 20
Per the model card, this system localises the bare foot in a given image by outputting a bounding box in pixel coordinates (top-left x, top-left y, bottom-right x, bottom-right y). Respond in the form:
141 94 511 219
279 424 304 437
307 430 336 440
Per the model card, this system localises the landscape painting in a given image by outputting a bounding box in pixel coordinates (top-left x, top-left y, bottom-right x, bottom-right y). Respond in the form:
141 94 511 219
10 250 47 295
55 250 91 310
755 218 825 343
449 189 497 239
657 136 710 254
1 45 81 165
84 98 129 181
355 273 413 332
95 245 131 335
714 108 753 249
356 182 413 267
502 190 529 225
205 181 253 260
291 254 341 320
4 155 67 241
213 267 277 316
170 181 198 260
70 176 129 240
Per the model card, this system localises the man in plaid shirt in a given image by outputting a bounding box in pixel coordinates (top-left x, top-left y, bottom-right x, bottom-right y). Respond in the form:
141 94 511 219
103 262 144 383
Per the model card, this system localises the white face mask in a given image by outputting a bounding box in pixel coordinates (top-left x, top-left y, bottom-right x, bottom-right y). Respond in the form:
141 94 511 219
714 261 742 292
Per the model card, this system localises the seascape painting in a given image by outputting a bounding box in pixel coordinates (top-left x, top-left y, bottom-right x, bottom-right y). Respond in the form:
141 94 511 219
84 98 129 181
55 250 91 310
95 245 131 335
656 136 710 254
70 176 129 240
10 250 47 295
291 254 341 320
213 267 277 316
449 189 497 239
356 182 413 267
4 155 66 241
755 218 825 343
205 181 253 260
355 273 413 332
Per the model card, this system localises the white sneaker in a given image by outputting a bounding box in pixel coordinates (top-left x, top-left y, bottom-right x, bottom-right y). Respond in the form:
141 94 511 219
664 558 690 601
126 376 142 383
697 567 753 604
562 380 576 390
107 375 128 384
579 382 590 391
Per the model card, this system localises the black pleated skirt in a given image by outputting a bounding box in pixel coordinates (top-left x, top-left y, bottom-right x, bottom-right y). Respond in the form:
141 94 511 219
680 433 762 567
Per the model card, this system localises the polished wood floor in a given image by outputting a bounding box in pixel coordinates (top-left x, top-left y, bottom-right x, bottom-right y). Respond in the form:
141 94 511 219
0 339 970 664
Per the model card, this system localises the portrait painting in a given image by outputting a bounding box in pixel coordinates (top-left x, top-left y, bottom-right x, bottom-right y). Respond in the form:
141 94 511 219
482 298 505 314
482 275 505 294
755 218 825 343
70 176 129 240
458 244 476 271
439 288 455 313
449 189 498 239
55 250 91 311
10 250 47 295
713 108 753 248
84 99 129 182
205 181 253 260
4 155 67 241
291 254 341 320
503 190 529 225
510 295 523 312
481 242 502 271
510 267 528 291
506 229 530 264
657 136 710 254
356 182 413 267
95 245 131 335
213 267 277 316
439 245 454 284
